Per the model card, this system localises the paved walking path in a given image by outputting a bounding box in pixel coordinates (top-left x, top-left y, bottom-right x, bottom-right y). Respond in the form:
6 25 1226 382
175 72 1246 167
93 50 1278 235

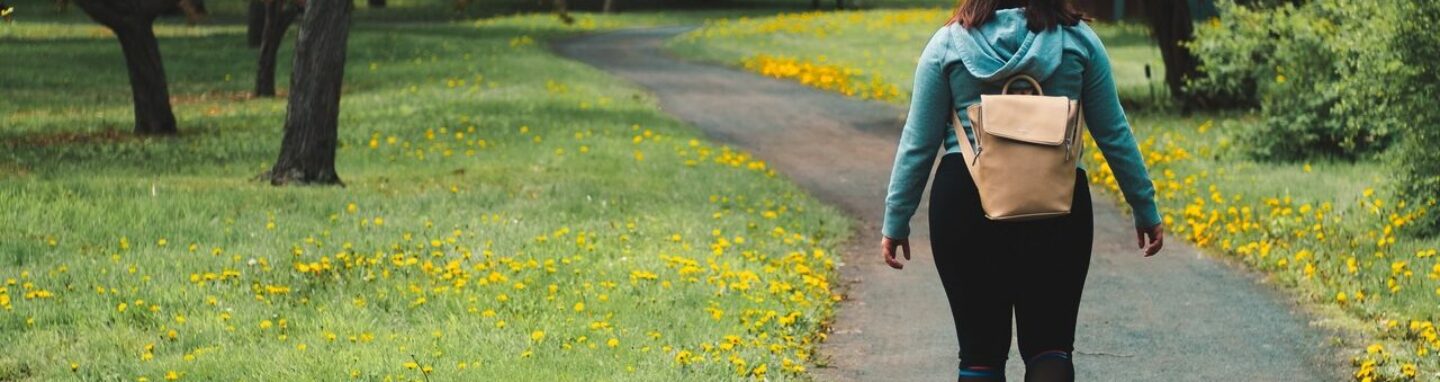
554 27 1345 381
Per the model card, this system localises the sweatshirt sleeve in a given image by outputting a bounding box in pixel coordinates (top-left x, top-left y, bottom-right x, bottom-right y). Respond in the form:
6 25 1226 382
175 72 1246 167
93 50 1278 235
1079 29 1162 229
882 29 953 240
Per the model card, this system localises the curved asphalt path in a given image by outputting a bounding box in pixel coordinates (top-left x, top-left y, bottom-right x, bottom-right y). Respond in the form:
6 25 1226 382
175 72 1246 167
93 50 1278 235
553 27 1346 381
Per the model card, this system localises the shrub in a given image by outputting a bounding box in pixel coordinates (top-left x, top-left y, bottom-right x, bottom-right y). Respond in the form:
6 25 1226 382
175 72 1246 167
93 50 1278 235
1182 4 1270 108
1188 0 1405 161
1190 0 1440 233
1391 0 1440 233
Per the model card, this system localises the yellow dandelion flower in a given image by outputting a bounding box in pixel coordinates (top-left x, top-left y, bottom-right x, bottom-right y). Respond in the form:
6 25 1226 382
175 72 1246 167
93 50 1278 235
675 350 694 365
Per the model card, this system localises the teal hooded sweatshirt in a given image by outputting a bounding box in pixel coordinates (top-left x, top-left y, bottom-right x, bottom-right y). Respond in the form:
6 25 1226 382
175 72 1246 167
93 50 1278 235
882 9 1161 239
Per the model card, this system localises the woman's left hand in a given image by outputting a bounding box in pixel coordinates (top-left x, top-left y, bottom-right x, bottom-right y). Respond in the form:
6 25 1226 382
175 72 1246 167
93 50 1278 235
882 236 910 269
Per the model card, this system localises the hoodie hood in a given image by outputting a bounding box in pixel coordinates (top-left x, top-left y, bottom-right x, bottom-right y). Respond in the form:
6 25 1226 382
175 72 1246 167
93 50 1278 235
951 8 1065 83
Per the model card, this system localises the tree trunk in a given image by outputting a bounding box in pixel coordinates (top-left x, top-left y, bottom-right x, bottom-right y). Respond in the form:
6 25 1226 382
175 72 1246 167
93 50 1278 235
553 0 573 24
265 0 351 186
255 0 298 97
74 0 180 136
602 0 613 13
114 22 179 135
1142 0 1199 107
247 0 264 48
367 0 385 8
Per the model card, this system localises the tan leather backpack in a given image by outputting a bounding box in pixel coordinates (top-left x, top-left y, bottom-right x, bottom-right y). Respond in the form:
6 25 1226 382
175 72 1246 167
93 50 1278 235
954 74 1084 221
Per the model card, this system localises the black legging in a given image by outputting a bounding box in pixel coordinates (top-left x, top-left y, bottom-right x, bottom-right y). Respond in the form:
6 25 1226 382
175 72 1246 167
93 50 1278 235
929 153 1094 371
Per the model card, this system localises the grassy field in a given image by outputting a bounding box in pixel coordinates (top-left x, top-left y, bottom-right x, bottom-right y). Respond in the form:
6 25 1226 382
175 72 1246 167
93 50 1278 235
9 2 1439 380
0 8 859 382
673 10 1440 381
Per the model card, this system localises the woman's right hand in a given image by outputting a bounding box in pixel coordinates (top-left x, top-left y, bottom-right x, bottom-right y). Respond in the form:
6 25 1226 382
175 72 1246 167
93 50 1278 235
1137 223 1165 257
882 236 910 269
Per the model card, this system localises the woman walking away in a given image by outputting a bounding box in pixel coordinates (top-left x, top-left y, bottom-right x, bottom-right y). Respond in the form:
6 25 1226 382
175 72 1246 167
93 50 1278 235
879 0 1165 381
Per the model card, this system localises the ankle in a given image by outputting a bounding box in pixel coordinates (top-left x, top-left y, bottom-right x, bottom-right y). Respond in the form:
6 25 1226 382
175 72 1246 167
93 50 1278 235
1022 351 1073 382
959 366 1005 382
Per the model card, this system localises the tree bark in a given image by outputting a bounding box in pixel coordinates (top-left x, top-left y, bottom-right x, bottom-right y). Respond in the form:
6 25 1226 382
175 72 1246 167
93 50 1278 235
247 0 264 48
553 0 573 24
265 0 351 186
74 0 180 136
255 0 299 97
602 0 613 13
115 23 178 135
1142 0 1199 106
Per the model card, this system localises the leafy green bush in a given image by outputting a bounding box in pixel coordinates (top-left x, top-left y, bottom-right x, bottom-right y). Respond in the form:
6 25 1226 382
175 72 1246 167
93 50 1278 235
1182 4 1269 108
1189 0 1440 233
1188 0 1405 161
1392 0 1440 233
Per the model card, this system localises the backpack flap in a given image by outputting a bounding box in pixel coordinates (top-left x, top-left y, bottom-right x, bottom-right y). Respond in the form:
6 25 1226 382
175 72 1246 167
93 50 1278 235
978 94 1072 146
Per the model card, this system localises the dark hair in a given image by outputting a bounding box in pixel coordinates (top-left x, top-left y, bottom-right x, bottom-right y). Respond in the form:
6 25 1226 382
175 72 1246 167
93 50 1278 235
949 0 1085 32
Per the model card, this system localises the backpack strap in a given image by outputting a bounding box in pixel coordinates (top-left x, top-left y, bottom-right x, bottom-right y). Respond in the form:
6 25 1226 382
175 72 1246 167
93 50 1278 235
953 107 983 180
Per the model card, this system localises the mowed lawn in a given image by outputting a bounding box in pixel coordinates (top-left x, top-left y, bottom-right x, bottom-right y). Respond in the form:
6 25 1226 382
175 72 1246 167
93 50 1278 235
0 10 850 381
675 9 1440 380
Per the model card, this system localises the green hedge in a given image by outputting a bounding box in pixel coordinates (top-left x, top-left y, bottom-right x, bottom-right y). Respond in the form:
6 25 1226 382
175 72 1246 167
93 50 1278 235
1191 0 1440 233
1392 1 1440 233
1187 0 1405 161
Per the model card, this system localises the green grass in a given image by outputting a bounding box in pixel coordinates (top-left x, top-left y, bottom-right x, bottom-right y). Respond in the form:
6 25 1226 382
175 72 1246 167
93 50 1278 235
671 9 1440 381
0 9 852 382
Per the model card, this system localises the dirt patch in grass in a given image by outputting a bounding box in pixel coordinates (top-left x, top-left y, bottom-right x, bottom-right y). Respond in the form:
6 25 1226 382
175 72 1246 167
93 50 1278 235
1 128 135 148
